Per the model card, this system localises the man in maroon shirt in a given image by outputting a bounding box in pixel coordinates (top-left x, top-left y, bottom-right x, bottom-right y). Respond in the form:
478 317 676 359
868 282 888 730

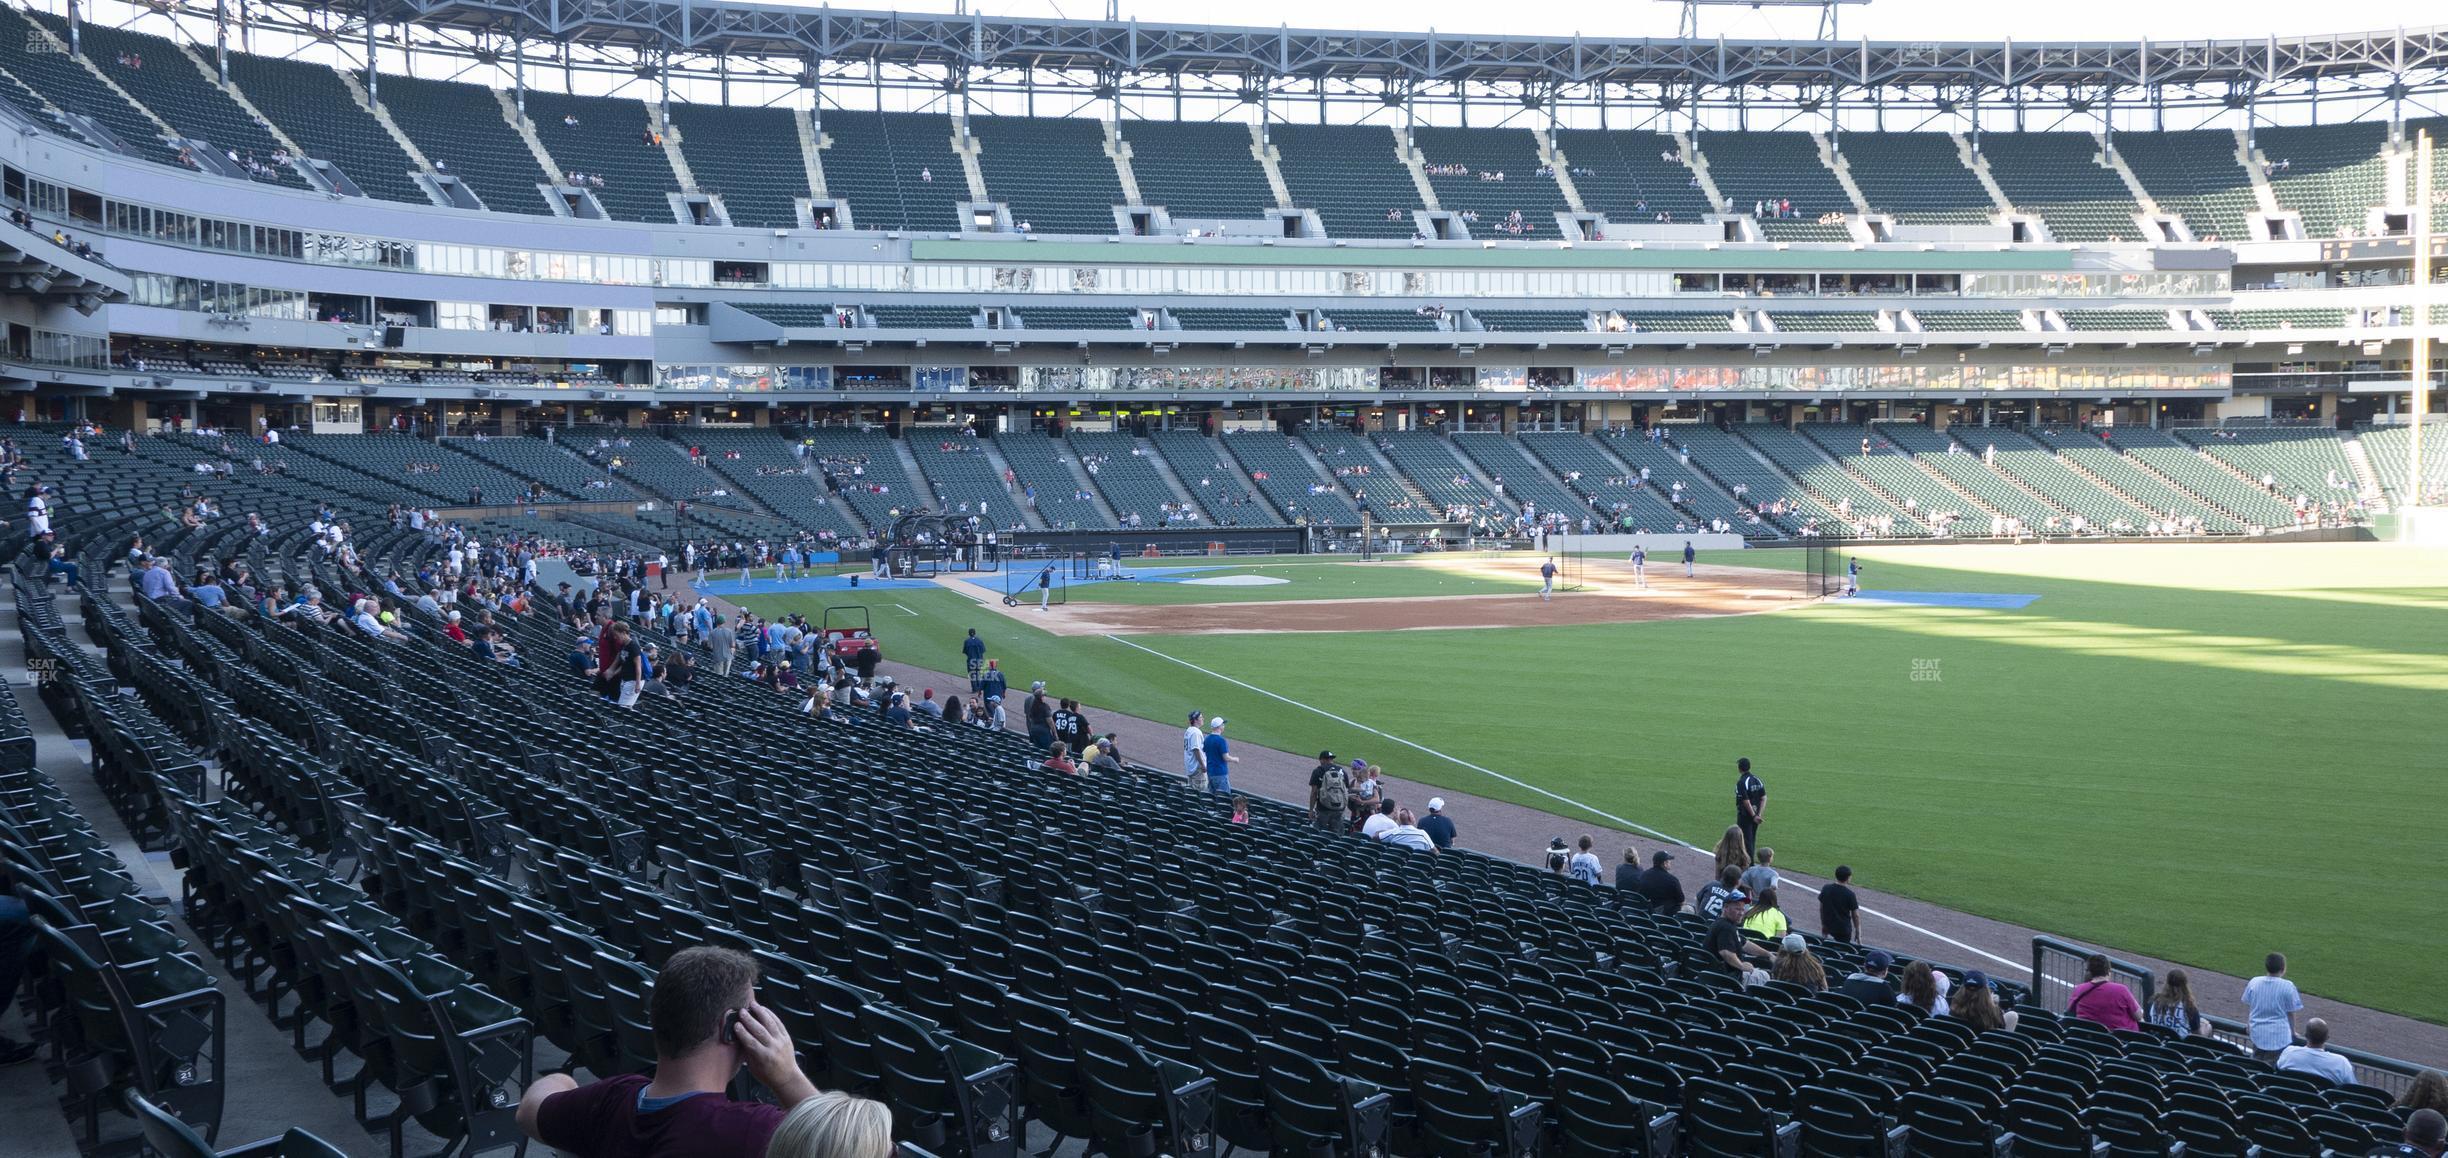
517 947 818 1158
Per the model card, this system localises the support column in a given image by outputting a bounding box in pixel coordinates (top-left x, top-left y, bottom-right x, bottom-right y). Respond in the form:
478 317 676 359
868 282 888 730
2318 393 2339 424
1932 407 1951 433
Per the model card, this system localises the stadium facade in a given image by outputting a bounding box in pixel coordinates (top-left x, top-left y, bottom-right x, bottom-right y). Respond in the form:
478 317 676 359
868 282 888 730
0 0 2440 539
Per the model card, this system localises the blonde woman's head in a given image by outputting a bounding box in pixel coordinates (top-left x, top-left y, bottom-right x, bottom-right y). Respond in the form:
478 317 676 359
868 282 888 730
765 1091 894 1158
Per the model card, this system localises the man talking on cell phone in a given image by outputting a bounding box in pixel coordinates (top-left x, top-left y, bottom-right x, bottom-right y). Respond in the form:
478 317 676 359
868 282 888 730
519 946 819 1158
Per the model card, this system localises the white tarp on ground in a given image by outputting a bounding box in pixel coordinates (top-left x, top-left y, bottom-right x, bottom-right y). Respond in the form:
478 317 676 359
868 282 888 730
1180 573 1291 586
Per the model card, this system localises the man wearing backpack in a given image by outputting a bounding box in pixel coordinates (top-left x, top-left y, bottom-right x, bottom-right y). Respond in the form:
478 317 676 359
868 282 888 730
1309 751 1351 832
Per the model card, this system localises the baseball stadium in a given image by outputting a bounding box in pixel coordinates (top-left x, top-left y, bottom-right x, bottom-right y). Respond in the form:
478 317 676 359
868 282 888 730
0 0 2444 1154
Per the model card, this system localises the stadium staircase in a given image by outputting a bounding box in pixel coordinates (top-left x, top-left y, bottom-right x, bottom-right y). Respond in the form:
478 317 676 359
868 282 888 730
1814 133 1872 216
994 432 1116 530
1871 423 2067 532
1299 429 1436 521
1974 428 2157 530
2180 426 2366 505
1978 132 2146 241
2255 122 2390 238
228 52 432 206
1515 432 1687 532
810 109 968 232
1664 424 1847 535
793 109 829 201
521 91 683 223
374 73 557 214
0 8 185 169
1598 431 1768 537
1799 424 1993 533
1371 431 1513 523
1549 129 1715 224
1839 132 2001 224
447 434 641 502
1110 120 1276 220
1101 123 1144 208
2024 426 2241 532
1270 122 1423 239
968 114 1125 235
906 433 1039 531
1119 434 1213 518
1213 429 1361 525
657 114 702 195
1690 131 1852 240
1447 432 1589 526
1066 431 1204 528
1149 430 1287 525
1954 132 2019 217
2116 130 2259 241
60 18 309 190
2338 431 2391 506
1731 424 1931 535
668 103 814 229
697 429 871 538
1410 126 1570 235
2090 426 2298 530
1533 132 1589 214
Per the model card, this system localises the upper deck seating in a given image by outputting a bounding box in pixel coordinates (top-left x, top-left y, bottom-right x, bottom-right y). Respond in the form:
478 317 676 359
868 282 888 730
969 115 1124 236
668 102 809 228
1270 122 1421 240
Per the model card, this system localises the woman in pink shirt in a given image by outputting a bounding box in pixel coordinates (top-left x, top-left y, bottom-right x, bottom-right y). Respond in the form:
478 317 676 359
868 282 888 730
2066 953 2143 1032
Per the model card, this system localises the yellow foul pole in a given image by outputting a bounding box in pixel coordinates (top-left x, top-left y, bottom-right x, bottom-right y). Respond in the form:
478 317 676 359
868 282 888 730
2411 130 2432 536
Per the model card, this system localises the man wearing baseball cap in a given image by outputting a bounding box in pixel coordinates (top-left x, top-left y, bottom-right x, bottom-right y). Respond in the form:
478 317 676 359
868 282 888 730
1632 850 1684 915
1182 711 1207 792
1709 892 1774 986
1201 717 1236 794
1835 949 1898 1005
1419 798 1456 850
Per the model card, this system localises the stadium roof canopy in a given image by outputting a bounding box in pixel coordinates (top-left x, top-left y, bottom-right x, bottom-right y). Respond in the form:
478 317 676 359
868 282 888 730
339 2 2448 86
160 1 2448 118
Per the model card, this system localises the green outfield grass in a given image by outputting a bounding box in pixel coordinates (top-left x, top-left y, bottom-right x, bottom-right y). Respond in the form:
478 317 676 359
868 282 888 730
736 542 2448 1024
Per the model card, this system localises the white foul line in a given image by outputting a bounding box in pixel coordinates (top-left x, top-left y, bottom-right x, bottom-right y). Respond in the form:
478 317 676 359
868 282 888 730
892 604 920 616
1104 633 2031 978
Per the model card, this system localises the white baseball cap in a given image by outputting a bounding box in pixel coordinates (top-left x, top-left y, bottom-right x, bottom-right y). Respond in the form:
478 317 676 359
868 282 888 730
1428 797 1445 811
1209 717 1226 729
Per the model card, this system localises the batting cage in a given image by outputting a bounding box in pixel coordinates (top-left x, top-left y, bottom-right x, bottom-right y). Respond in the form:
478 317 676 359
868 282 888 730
1804 539 1849 599
1003 563 1069 607
1555 549 1587 592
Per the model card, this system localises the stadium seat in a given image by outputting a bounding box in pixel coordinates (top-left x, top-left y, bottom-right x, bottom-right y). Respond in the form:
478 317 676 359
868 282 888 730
1551 129 1714 223
1696 131 1854 240
669 103 810 228
2116 130 2258 241
2256 122 2388 238
227 53 430 205
1121 121 1276 219
1840 133 1996 224
1411 126 1571 235
61 20 308 189
1978 133 2144 241
1271 123 1422 239
374 73 556 214
819 109 970 231
520 91 684 223
970 116 1124 235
